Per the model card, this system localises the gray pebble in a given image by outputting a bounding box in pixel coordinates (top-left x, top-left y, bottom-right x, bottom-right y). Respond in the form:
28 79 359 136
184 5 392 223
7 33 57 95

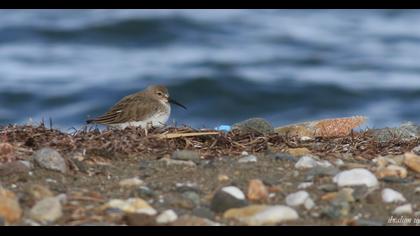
305 166 339 181
134 186 156 199
172 150 201 163
355 219 384 226
232 117 274 135
182 191 201 207
210 188 248 213
318 184 338 192
33 148 67 173
268 152 296 162
192 207 215 220
238 155 257 163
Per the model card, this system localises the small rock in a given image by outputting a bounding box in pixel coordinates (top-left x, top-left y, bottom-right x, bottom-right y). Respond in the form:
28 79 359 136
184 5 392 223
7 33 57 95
298 182 313 189
303 198 315 210
0 161 30 176
175 182 200 193
0 187 22 224
382 176 412 184
285 191 314 210
352 185 373 201
285 191 309 206
287 148 311 157
210 186 247 213
224 205 299 226
123 213 156 226
355 219 384 226
218 174 230 182
29 197 62 223
192 207 215 220
412 145 420 155
33 148 67 173
295 156 318 169
376 165 407 179
247 179 269 202
232 118 274 135
0 142 14 155
241 151 249 156
238 155 257 163
322 189 355 203
269 152 296 162
172 150 200 162
318 184 338 192
300 136 313 142
415 187 420 194
19 160 32 169
166 194 196 209
321 201 351 219
56 193 67 205
156 209 178 224
135 186 156 199
392 204 413 215
305 166 339 181
381 188 406 203
119 177 144 188
295 156 332 169
104 198 157 215
372 122 420 143
404 152 420 173
333 168 378 188
160 159 196 168
335 159 345 166
171 215 221 226
182 191 201 207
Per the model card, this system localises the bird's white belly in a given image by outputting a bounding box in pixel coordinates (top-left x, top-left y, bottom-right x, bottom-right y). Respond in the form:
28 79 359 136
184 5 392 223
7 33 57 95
111 109 170 130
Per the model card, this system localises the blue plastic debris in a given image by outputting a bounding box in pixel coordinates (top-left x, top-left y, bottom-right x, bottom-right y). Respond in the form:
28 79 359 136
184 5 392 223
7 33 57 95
215 125 231 132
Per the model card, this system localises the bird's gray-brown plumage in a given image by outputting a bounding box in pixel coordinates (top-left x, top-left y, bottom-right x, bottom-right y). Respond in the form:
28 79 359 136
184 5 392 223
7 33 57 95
86 85 186 129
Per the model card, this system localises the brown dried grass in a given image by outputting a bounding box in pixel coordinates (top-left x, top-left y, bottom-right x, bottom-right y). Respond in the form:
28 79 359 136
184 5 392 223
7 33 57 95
1 122 419 164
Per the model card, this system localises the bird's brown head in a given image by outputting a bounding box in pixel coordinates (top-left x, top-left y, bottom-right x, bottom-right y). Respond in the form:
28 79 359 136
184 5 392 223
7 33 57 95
146 84 187 110
146 85 169 101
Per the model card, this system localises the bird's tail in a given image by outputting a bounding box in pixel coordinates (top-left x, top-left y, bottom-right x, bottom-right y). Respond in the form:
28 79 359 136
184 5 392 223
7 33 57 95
86 119 95 124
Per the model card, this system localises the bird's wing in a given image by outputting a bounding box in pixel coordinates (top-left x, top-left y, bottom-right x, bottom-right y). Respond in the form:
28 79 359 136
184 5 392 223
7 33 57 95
88 94 161 125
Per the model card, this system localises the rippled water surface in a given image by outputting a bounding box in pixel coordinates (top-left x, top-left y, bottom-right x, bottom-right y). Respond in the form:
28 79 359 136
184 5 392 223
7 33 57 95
1 9 420 130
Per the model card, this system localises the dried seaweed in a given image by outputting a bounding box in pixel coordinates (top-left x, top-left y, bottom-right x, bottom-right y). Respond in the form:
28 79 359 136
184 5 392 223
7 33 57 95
1 123 420 164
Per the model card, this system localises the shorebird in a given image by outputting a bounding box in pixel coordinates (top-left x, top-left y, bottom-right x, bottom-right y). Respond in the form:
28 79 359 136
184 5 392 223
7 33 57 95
86 85 187 131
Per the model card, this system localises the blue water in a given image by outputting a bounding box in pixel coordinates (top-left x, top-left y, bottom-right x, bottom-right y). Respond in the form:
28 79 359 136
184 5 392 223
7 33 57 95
1 9 420 131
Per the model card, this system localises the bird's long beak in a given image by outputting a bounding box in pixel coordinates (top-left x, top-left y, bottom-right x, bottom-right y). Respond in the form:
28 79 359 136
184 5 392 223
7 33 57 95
168 97 187 110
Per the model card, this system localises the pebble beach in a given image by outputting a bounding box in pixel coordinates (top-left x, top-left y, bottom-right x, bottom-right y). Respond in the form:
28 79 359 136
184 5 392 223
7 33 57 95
0 117 419 226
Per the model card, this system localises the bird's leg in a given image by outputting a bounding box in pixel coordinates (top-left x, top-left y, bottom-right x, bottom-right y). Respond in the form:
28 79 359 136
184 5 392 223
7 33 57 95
144 122 153 136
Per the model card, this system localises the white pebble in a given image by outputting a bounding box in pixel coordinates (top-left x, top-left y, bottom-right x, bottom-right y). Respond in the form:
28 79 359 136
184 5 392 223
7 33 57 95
335 159 345 166
295 156 318 169
156 209 178 224
303 198 315 210
222 186 245 200
118 177 144 188
238 155 257 163
298 182 313 189
382 188 406 203
333 168 378 188
295 156 332 169
392 204 413 215
241 151 249 156
300 136 312 141
285 191 310 207
243 205 299 225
